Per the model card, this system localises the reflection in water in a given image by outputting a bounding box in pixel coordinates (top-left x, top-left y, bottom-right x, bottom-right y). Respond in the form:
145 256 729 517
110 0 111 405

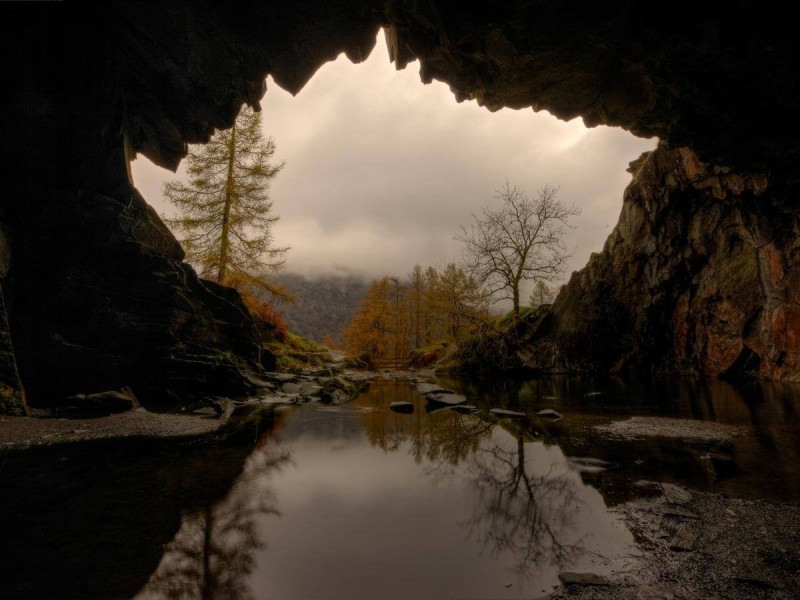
138 375 800 599
464 429 585 581
138 438 290 600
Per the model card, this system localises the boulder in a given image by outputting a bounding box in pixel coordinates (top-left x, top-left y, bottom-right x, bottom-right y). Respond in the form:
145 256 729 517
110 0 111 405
67 386 139 414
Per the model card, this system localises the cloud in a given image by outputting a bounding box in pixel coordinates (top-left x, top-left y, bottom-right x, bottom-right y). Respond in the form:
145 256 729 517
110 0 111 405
131 33 656 286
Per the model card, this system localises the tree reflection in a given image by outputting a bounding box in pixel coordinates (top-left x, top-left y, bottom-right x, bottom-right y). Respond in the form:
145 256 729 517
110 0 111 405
360 385 587 580
138 441 291 600
463 423 585 581
360 381 494 468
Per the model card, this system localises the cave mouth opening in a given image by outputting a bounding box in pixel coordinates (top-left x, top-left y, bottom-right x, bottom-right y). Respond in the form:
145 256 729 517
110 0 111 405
131 31 657 295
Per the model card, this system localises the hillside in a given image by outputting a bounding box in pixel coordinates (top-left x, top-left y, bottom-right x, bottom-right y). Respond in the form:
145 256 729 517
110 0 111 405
274 272 368 345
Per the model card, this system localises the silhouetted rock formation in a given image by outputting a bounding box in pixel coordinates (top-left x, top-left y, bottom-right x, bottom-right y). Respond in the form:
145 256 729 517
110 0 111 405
536 144 798 380
3 1 800 411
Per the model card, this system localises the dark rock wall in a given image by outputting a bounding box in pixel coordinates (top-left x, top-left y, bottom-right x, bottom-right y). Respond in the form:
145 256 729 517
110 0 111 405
522 144 800 381
0 226 25 415
1 7 263 407
6 188 262 405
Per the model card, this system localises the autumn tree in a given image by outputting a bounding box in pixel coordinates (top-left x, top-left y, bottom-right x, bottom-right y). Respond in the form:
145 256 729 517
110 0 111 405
163 106 288 295
456 182 580 318
344 265 489 363
433 263 489 341
343 277 394 361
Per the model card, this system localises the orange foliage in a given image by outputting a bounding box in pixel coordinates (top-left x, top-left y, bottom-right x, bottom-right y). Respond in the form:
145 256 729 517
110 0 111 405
242 293 289 342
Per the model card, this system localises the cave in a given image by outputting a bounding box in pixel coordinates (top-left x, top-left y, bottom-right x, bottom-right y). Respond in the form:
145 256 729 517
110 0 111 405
2 1 800 413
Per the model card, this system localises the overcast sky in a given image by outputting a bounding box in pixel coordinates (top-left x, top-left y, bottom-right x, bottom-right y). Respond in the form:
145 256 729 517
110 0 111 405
131 33 655 299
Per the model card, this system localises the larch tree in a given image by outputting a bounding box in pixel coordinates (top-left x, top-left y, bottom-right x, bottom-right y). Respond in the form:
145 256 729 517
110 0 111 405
163 106 288 295
456 181 580 318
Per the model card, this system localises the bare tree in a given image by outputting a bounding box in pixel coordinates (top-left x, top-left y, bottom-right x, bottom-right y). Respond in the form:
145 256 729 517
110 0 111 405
456 182 580 317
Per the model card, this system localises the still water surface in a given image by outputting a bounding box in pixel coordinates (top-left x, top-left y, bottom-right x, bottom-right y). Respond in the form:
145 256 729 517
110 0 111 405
135 375 800 600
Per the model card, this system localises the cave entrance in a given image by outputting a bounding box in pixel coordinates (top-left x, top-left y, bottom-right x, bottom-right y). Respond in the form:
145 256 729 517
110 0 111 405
131 32 655 305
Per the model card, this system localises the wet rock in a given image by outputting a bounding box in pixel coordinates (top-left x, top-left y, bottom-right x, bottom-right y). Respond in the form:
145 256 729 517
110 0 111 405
282 382 302 394
584 391 605 397
390 401 414 414
264 372 297 384
67 387 138 414
557 571 611 586
242 371 276 389
320 389 347 405
669 524 698 551
426 393 467 406
417 383 454 395
191 407 218 416
299 383 322 397
661 483 692 505
451 405 479 414
490 408 527 419
700 452 740 478
537 408 563 419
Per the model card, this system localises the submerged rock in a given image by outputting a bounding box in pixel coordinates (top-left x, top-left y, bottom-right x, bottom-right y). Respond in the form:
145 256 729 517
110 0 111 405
490 408 527 418
537 408 563 419
390 401 414 414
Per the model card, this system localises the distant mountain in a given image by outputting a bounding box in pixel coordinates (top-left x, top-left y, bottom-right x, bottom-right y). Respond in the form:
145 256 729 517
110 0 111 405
273 272 369 345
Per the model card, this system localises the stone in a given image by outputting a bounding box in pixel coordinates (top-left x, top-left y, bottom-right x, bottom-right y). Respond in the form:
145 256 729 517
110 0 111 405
661 483 692 505
417 382 454 395
669 525 698 551
490 408 527 419
299 383 322 397
450 404 479 414
191 407 217 416
557 572 611 586
426 393 467 406
536 408 563 419
67 386 139 414
282 382 303 394
390 401 414 414
265 372 297 383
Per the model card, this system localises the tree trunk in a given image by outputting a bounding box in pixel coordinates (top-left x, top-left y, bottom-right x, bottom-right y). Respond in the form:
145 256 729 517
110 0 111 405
218 122 236 283
512 283 520 318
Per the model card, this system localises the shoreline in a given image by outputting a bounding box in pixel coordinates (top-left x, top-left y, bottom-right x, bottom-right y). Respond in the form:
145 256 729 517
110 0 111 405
0 408 228 450
550 484 800 599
